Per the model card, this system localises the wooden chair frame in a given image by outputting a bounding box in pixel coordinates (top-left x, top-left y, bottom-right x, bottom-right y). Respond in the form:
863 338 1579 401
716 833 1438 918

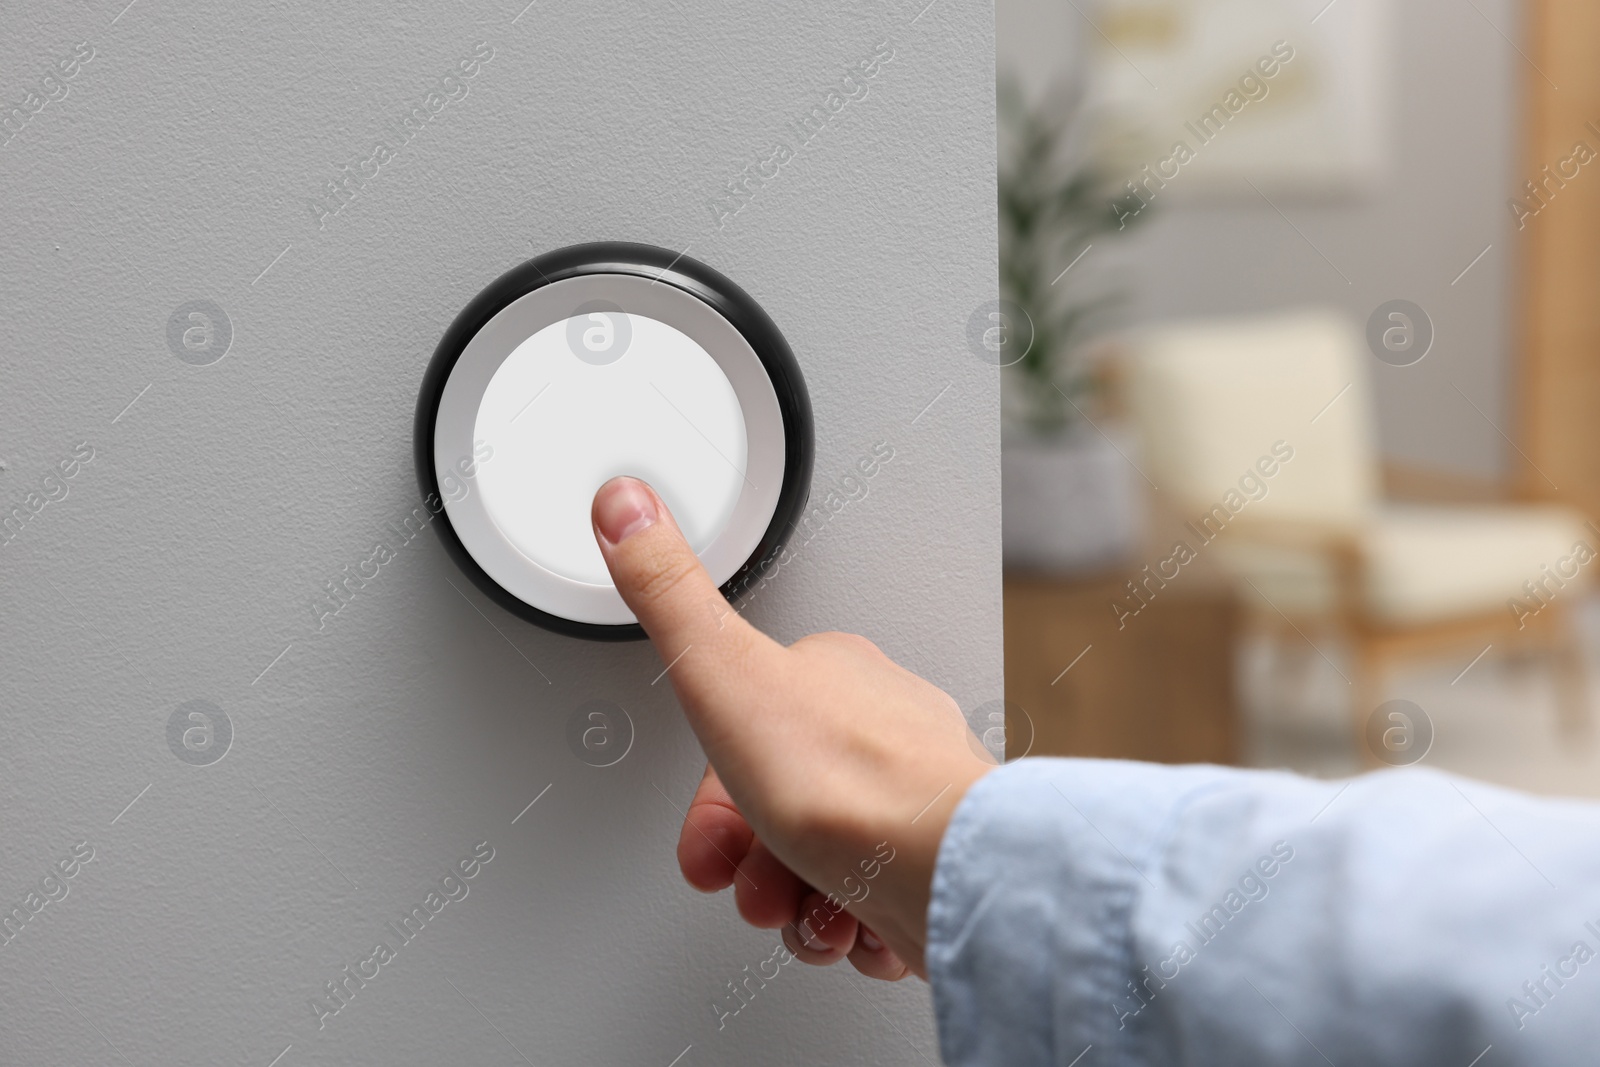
1216 514 1589 757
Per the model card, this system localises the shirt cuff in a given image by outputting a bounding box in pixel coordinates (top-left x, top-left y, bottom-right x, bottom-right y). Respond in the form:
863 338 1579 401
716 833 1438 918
924 758 1235 1067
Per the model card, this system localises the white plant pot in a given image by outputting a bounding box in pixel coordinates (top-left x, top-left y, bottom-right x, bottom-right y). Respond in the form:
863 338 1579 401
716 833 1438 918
1002 423 1144 573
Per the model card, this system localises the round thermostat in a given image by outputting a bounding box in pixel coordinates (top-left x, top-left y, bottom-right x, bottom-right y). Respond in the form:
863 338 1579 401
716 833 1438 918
415 242 814 641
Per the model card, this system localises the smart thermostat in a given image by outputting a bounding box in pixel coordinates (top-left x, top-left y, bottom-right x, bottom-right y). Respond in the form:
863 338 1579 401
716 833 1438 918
415 242 814 641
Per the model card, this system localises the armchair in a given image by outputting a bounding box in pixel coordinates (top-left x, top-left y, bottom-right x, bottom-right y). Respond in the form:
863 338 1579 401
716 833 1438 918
1116 310 1592 748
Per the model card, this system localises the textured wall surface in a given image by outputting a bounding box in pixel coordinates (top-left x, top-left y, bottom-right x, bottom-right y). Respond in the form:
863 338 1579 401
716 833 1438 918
0 1 998 1064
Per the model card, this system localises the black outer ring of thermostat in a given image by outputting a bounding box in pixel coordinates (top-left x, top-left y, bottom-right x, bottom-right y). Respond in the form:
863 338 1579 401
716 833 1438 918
414 241 815 642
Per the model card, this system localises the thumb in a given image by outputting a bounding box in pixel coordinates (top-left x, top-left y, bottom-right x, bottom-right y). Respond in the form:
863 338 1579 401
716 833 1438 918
591 476 775 707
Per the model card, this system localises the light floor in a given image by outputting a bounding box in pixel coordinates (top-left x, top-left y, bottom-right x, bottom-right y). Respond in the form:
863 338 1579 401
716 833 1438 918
1240 597 1600 799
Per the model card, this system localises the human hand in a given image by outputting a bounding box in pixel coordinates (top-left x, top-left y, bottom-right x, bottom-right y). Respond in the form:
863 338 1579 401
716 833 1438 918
591 476 992 980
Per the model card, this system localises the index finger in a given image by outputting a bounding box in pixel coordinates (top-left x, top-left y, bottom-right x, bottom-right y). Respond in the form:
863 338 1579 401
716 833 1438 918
591 476 778 715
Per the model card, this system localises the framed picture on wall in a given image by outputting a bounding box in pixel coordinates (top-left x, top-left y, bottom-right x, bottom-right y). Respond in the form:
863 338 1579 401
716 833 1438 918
1084 0 1391 198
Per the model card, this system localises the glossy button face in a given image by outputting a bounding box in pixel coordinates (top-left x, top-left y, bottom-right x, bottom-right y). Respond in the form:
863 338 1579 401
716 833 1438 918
472 311 748 586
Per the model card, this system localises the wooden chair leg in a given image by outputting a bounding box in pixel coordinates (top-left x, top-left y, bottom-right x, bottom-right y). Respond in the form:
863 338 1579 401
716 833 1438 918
1548 604 1590 739
1266 634 1316 719
1351 637 1386 767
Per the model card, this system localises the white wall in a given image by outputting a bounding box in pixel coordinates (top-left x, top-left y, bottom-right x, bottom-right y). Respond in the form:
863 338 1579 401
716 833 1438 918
0 1 999 1063
1000 0 1524 478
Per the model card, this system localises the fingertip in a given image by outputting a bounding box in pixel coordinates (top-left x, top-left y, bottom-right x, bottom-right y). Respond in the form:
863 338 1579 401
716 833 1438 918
590 476 734 653
848 925 912 981
592 476 659 547
785 890 857 966
733 843 807 928
677 804 751 892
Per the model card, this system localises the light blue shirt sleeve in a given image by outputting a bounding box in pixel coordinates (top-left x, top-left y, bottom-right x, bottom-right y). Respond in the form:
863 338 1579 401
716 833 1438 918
925 757 1600 1066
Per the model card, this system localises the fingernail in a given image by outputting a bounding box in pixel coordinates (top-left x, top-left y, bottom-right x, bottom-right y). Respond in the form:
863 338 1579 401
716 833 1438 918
798 920 827 952
858 926 883 952
594 477 658 545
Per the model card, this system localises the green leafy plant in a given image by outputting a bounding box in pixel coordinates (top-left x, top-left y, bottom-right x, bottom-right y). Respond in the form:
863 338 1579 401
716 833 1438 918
999 75 1147 435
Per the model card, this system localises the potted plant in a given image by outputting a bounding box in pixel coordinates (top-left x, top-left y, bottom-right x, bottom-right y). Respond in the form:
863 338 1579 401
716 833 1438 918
998 74 1148 572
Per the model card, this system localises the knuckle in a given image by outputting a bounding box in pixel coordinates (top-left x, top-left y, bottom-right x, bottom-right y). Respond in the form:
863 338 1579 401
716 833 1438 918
630 553 700 610
795 631 882 658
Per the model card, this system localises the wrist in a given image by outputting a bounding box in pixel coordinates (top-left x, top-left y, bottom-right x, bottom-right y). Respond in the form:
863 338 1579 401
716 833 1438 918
839 761 994 976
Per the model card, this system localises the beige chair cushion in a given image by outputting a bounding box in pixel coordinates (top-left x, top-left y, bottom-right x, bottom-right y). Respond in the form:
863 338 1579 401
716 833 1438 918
1123 309 1378 528
1214 504 1596 625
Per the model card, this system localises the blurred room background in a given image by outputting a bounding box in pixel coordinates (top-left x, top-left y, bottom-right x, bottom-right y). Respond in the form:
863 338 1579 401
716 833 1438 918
993 0 1600 794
